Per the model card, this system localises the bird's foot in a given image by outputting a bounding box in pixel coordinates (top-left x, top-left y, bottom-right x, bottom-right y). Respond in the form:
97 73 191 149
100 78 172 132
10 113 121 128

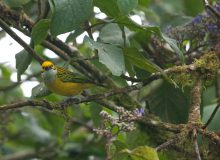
60 95 84 108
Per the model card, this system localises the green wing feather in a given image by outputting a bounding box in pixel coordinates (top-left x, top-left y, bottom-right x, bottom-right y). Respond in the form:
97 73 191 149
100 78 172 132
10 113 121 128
57 67 92 83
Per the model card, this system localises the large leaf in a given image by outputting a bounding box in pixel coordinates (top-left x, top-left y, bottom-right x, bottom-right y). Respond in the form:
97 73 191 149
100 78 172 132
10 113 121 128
148 81 190 123
93 0 120 17
31 19 50 45
49 0 93 36
15 50 32 81
117 0 138 15
202 104 220 131
124 48 160 73
84 36 125 76
99 23 124 46
202 85 216 107
162 34 185 64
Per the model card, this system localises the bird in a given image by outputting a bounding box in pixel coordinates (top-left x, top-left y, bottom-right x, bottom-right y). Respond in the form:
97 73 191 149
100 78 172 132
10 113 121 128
41 61 93 96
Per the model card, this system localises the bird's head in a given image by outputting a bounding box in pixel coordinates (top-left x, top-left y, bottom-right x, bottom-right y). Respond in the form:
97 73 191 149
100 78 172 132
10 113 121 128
41 61 57 83
42 61 56 71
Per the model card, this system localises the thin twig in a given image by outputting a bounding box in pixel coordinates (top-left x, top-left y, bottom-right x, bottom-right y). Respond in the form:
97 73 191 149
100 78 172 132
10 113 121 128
84 21 94 40
193 129 202 160
0 72 41 91
155 138 176 151
203 0 220 18
0 18 44 64
0 100 54 111
0 99 182 134
121 75 143 82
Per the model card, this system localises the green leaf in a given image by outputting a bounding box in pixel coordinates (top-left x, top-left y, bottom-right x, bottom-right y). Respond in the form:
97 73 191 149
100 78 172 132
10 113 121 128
162 34 185 64
121 146 159 160
117 0 138 15
99 23 124 46
0 64 11 79
84 36 125 76
66 28 84 43
99 23 131 47
124 48 160 73
115 16 160 34
49 0 93 36
139 0 150 6
148 81 190 123
31 83 51 98
183 1 203 16
113 140 128 152
202 85 216 107
15 50 32 81
93 0 120 17
126 129 150 148
31 19 50 45
125 58 136 78
202 104 220 131
98 43 125 76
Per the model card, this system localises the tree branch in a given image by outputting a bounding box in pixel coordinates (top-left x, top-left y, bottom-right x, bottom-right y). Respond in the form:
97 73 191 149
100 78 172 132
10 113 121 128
188 78 202 124
0 100 54 111
155 138 176 151
0 72 41 91
198 129 220 146
0 18 44 64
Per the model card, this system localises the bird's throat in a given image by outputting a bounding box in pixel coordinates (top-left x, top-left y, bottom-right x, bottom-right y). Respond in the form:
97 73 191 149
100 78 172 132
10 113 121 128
42 69 57 84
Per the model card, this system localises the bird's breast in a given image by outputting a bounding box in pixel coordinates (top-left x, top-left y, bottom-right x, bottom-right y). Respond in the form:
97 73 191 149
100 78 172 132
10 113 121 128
43 76 92 96
42 70 57 83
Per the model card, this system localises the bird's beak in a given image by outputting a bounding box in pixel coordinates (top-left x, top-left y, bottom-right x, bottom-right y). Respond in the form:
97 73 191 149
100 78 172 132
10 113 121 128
43 67 51 71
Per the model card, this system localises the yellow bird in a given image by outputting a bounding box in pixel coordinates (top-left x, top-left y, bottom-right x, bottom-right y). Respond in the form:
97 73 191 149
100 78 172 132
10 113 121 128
41 61 93 96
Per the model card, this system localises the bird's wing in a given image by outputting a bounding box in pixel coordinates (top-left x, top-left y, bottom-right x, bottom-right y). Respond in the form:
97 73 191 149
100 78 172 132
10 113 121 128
57 67 92 83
